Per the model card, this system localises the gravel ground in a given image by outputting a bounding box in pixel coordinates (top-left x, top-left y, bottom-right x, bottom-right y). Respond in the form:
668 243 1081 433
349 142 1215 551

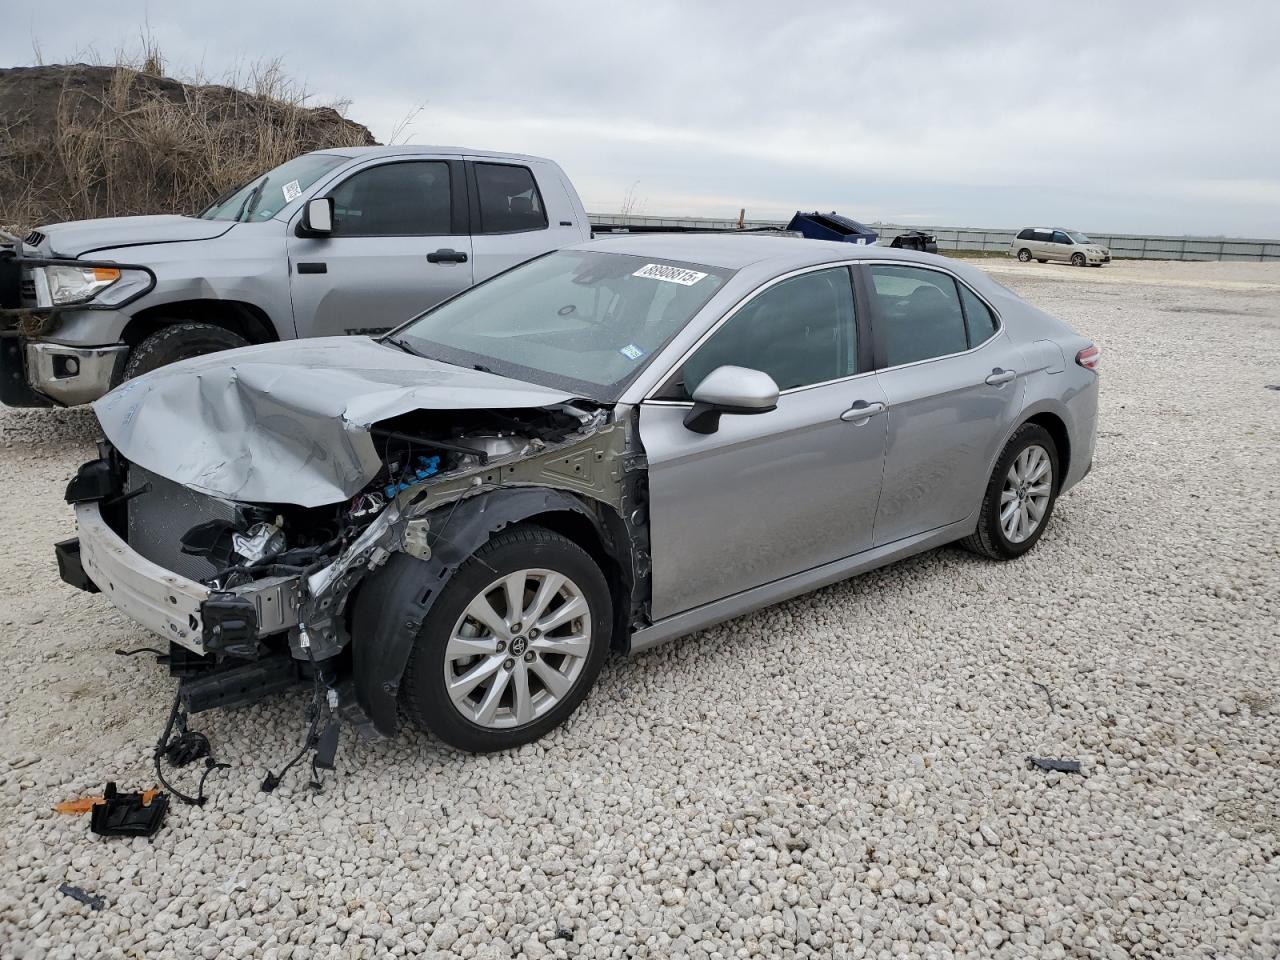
1 261 1277 959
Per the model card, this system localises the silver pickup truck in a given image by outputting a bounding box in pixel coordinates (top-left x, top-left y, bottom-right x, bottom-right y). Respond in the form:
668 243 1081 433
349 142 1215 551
0 146 590 407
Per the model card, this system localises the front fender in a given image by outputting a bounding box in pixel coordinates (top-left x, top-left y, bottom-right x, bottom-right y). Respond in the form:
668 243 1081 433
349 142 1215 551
350 488 607 737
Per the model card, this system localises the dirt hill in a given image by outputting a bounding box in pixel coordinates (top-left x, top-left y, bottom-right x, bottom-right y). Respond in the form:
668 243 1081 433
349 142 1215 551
0 63 377 231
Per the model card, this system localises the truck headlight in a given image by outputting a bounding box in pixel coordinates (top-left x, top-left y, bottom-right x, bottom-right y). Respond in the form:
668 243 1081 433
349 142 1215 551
40 264 122 305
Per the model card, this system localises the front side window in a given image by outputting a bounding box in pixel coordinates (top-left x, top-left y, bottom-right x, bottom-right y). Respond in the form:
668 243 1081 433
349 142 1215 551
1051 231 1072 245
329 161 452 237
475 163 547 233
673 267 857 397
869 265 968 366
396 250 730 398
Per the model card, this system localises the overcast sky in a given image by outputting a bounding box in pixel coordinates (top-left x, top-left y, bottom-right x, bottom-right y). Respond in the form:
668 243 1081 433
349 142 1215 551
3 1 1278 236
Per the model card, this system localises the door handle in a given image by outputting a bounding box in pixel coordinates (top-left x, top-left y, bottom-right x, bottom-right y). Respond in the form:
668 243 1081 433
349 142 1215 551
427 248 468 264
840 400 887 422
296 262 327 274
985 368 1017 386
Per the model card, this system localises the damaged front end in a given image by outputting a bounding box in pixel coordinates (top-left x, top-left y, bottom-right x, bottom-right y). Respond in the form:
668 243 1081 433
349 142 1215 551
61 377 649 740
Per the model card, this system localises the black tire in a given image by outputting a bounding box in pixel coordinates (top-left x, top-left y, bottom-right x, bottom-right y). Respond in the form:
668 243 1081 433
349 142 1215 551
1070 252 1087 267
123 322 249 379
1036 259 1048 264
401 524 612 752
1016 248 1032 262
961 423 1060 560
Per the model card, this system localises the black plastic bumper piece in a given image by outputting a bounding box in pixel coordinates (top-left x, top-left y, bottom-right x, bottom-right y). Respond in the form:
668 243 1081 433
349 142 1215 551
201 594 260 658
0 337 54 408
178 652 302 714
55 537 99 593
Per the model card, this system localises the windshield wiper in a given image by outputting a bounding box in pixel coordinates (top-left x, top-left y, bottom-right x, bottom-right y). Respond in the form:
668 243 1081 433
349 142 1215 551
382 336 423 357
236 178 267 223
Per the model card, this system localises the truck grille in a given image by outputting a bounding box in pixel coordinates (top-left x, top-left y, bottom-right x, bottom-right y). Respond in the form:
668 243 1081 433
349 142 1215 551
24 230 45 248
125 465 239 582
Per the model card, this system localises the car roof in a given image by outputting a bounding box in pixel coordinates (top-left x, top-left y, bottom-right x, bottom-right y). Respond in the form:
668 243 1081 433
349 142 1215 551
310 145 555 164
573 233 938 271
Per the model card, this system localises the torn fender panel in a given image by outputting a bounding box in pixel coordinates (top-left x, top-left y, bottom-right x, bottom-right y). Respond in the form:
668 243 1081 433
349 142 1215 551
93 337 575 508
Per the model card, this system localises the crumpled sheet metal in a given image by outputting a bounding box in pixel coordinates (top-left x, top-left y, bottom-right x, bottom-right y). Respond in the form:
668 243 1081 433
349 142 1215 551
94 337 573 508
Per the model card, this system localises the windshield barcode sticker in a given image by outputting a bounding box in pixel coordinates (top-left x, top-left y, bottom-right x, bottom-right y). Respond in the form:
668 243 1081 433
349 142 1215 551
633 263 707 285
281 179 302 203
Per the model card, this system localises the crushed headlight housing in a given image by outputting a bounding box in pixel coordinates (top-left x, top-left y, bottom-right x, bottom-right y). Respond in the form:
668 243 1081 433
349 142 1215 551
40 264 122 305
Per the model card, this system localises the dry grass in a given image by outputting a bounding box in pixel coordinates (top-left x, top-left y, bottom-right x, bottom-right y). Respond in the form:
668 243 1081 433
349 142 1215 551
0 55 375 231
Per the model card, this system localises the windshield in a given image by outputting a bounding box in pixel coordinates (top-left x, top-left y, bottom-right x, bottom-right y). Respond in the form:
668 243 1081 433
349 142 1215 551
199 153 348 222
394 250 733 399
1067 231 1093 244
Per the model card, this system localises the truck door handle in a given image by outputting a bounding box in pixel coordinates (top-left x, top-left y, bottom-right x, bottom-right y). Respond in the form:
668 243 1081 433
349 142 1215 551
840 400 887 422
427 248 468 264
296 262 327 274
985 368 1017 386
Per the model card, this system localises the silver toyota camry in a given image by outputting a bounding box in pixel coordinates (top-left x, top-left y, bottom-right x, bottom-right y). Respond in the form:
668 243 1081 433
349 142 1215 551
60 235 1099 754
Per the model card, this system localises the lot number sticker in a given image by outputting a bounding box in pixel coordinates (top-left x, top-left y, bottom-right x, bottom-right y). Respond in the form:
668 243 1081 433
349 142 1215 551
281 179 303 203
633 263 707 286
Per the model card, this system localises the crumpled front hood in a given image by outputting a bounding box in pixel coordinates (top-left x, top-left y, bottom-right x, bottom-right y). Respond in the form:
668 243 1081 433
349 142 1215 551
94 337 575 507
37 215 235 258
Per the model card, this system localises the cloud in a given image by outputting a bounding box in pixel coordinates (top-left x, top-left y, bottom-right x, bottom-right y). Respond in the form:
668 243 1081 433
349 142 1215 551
3 0 1278 235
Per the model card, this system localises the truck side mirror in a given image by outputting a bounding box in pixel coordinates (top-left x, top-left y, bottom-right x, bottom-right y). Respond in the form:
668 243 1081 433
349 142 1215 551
683 365 779 434
302 197 333 235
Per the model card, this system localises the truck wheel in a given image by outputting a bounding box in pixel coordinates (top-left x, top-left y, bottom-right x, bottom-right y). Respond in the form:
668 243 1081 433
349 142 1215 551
400 524 612 752
123 323 249 379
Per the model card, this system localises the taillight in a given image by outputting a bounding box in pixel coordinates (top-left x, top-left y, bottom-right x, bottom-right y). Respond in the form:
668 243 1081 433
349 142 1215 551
1076 343 1101 371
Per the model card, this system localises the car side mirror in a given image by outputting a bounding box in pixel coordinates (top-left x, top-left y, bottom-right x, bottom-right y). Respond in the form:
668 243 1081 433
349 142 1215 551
683 365 779 434
302 197 333 235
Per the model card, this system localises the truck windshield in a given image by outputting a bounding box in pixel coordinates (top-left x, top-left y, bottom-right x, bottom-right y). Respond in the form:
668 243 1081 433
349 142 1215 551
198 153 348 222
394 250 733 399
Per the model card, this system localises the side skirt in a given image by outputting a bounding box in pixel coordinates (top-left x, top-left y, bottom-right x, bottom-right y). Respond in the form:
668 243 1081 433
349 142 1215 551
627 518 974 654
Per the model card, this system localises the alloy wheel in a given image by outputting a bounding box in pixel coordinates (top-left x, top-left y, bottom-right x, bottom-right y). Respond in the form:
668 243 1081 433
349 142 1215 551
443 568 592 729
1000 444 1053 544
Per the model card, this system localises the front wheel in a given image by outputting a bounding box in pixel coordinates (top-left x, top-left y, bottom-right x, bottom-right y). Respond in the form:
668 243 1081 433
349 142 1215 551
400 525 612 752
124 322 249 379
1071 252 1087 267
961 424 1060 560
1016 248 1032 262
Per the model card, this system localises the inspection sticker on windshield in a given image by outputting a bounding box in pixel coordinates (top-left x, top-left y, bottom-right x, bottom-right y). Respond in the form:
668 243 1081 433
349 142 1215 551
633 263 707 286
281 179 303 203
619 343 644 361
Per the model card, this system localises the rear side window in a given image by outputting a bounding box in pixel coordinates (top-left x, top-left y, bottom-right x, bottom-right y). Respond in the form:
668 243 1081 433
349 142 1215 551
329 161 452 236
675 267 856 396
869 265 968 366
958 283 999 345
475 163 547 233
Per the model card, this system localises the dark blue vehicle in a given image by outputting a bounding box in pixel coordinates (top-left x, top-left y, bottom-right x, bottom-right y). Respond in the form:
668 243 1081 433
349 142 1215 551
785 211 879 245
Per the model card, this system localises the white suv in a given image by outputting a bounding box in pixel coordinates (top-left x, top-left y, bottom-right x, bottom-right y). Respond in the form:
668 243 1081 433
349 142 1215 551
1011 228 1111 267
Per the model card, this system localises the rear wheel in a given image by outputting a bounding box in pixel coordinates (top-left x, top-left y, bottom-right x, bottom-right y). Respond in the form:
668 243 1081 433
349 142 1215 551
124 322 249 379
961 424 1060 560
1016 248 1032 262
1071 252 1087 267
1036 258 1048 264
400 525 611 752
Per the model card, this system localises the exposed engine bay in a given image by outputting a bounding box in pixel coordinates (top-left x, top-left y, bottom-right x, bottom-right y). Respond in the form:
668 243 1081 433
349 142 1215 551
63 392 650 742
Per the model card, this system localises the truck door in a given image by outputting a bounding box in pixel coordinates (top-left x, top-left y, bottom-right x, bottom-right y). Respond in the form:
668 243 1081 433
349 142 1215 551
287 158 472 338
464 159 587 283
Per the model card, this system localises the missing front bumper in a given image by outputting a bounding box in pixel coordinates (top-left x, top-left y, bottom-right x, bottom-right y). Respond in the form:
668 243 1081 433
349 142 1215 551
68 500 302 655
